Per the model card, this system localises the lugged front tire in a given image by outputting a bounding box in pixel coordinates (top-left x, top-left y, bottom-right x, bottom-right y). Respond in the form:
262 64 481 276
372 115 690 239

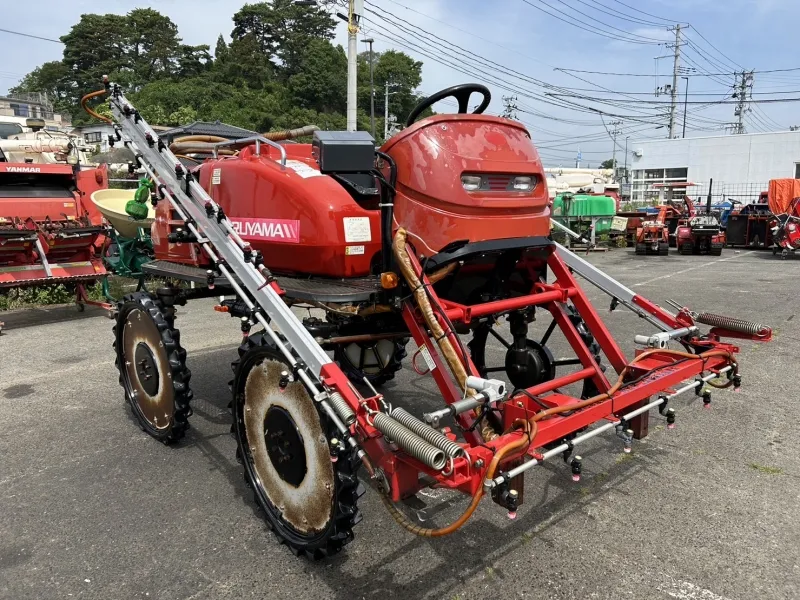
113 291 193 444
231 333 363 559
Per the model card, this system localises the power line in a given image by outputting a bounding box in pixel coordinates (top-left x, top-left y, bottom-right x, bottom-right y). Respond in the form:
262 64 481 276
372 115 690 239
363 8 669 126
518 0 664 45
555 66 800 77
571 0 665 27
606 0 674 23
0 27 62 44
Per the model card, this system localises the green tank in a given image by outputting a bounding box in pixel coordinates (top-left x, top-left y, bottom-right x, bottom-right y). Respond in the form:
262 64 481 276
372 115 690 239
552 193 616 234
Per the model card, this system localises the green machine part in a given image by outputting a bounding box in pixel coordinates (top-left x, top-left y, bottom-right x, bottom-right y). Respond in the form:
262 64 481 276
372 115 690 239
103 179 156 301
125 178 153 220
552 194 616 234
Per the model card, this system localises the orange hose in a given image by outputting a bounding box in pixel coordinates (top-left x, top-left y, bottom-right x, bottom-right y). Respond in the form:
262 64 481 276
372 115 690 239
379 347 733 537
80 89 112 124
379 420 535 537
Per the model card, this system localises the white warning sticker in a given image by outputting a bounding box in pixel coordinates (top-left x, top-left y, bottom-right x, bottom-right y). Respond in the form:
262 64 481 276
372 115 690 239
211 168 221 185
343 217 371 243
345 245 365 256
284 159 323 179
419 345 436 372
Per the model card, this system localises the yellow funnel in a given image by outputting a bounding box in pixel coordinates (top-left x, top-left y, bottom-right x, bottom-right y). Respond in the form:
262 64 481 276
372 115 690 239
91 189 155 238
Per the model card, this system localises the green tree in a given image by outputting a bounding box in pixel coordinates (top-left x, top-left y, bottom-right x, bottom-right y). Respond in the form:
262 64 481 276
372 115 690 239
213 34 274 88
168 105 198 126
288 40 347 113
231 0 336 76
370 51 424 124
599 158 616 169
9 61 72 114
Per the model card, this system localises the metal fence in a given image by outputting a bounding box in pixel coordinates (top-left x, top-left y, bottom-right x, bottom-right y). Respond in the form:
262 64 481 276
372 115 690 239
624 181 769 208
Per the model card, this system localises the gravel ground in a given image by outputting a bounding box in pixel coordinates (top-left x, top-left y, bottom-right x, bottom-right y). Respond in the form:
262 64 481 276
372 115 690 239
0 248 797 600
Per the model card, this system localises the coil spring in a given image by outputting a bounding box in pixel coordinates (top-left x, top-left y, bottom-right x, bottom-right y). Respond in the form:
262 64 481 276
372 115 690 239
373 412 447 470
696 312 770 337
328 391 356 425
390 407 466 459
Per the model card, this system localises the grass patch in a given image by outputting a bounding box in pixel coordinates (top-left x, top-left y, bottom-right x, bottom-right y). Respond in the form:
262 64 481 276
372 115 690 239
749 463 782 475
0 276 181 311
484 566 495 580
615 452 634 464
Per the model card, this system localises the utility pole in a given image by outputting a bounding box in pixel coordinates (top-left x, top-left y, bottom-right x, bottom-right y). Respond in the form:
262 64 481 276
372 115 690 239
610 120 622 178
733 70 754 135
667 24 684 139
681 75 689 138
346 0 363 131
362 37 375 138
384 81 390 140
501 95 520 120
624 136 630 182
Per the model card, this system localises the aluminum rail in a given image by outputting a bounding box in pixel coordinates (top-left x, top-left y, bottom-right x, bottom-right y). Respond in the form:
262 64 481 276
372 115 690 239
488 366 733 489
105 88 369 457
211 136 287 166
551 226 672 332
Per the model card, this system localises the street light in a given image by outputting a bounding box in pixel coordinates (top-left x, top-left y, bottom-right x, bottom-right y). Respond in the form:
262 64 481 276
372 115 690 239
362 38 375 138
681 76 689 139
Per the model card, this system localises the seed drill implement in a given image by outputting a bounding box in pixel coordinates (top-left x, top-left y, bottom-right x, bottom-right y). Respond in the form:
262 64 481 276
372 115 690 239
91 79 771 558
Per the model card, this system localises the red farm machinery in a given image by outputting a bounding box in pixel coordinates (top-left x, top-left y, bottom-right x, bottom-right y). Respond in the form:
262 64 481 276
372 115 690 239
766 179 800 258
91 80 771 558
634 182 723 256
0 119 110 325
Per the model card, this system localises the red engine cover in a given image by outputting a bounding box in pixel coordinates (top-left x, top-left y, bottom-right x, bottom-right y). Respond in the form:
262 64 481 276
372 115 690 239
382 114 550 256
191 145 382 278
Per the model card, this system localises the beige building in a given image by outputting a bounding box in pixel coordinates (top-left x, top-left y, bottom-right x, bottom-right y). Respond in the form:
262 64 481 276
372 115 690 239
0 92 72 130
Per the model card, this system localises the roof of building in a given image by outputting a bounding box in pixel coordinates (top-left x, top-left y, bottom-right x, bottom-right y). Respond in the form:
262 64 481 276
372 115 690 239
159 120 257 139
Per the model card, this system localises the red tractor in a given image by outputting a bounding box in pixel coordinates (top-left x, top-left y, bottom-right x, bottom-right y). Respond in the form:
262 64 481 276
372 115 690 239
91 81 770 559
674 183 724 256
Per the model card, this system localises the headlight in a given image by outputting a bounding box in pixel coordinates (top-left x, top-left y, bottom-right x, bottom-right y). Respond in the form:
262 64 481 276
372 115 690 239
511 175 534 191
461 175 482 191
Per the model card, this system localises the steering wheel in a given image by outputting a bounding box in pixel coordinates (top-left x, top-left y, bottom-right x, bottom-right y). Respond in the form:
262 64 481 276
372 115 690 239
405 83 492 127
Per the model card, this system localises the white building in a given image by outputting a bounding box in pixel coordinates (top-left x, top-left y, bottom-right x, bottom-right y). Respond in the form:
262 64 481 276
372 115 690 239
71 124 117 153
0 92 71 131
628 130 800 204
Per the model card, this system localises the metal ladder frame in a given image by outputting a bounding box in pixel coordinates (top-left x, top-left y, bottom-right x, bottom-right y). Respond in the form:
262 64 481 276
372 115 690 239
106 84 356 442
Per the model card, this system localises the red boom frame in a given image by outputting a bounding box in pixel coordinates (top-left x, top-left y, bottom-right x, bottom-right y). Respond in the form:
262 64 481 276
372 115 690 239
316 241 746 502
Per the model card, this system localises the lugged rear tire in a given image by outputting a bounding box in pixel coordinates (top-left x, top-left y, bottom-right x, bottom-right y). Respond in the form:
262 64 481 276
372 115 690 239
113 291 193 444
333 338 407 387
231 333 363 559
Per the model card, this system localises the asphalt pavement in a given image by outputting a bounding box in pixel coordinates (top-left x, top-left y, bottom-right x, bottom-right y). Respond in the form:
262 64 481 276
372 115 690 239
1 248 798 600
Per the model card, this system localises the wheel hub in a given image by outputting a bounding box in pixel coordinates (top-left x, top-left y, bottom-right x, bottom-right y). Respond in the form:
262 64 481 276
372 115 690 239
121 307 172 431
264 406 307 487
134 342 160 396
504 340 555 389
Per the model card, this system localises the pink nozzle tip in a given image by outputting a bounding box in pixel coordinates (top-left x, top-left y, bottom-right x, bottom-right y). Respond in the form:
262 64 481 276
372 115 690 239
734 387 741 393
624 446 632 454
208 284 215 290
507 511 517 520
572 474 581 482
703 403 712 409
667 423 676 430
330 455 338 463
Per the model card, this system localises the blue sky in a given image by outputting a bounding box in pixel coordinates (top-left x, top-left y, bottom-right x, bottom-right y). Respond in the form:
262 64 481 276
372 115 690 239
2 0 800 166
